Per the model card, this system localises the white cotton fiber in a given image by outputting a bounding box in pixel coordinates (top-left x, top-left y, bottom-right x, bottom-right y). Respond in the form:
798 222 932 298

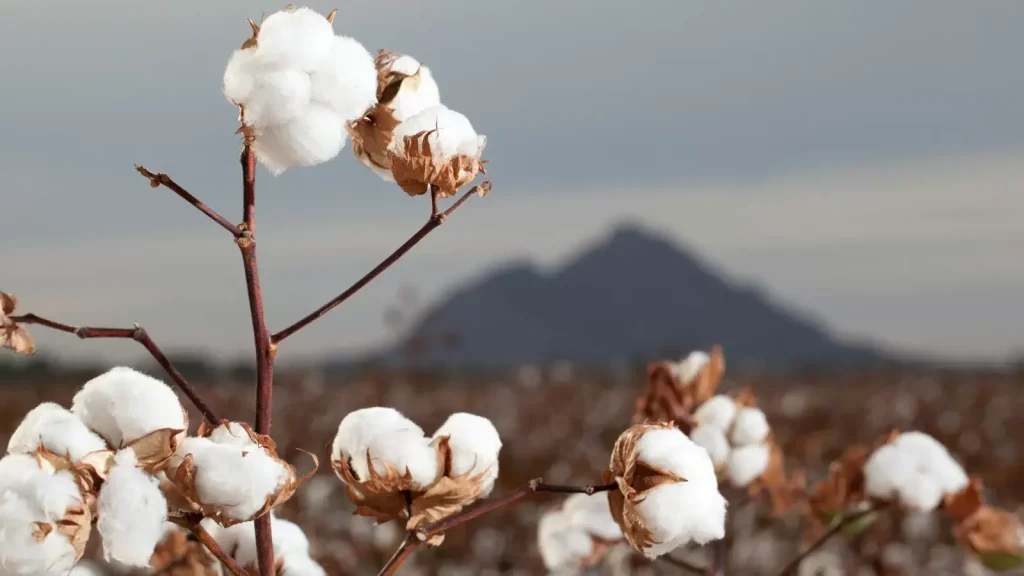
388 104 486 162
383 55 441 123
170 435 289 523
310 35 377 121
206 421 257 448
693 395 737 432
863 431 968 512
676 351 710 383
726 444 770 488
254 8 335 72
253 103 346 175
632 427 726 558
366 429 440 489
563 493 622 542
730 407 770 447
332 407 423 482
71 366 186 448
239 68 312 128
97 449 168 567
219 516 321 573
8 402 109 462
537 508 594 572
432 413 502 496
280 554 327 576
689 425 731 468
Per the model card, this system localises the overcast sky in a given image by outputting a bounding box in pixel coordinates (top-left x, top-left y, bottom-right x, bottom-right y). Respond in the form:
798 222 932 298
2 1 1022 365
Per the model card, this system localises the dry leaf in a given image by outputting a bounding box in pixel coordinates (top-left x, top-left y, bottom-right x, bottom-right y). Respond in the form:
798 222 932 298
633 346 726 428
388 129 485 198
955 506 1024 566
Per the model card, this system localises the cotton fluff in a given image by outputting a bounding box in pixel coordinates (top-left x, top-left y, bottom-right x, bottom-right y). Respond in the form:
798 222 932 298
8 402 108 462
217 516 323 574
537 507 596 573
331 407 425 483
726 444 771 488
71 366 186 448
170 430 290 522
689 425 731 468
363 428 440 488
381 55 441 122
730 407 770 447
0 455 83 575
432 413 502 496
223 8 376 175
97 449 168 567
693 395 737 432
388 104 486 162
864 431 968 512
676 351 710 383
631 428 726 557
563 493 623 542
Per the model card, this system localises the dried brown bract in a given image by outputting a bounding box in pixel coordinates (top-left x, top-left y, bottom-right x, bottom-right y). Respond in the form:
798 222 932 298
808 444 870 522
150 528 220 576
633 345 726 427
0 291 35 355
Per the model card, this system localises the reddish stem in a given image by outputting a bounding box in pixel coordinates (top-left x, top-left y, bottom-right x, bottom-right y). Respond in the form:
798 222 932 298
9 313 218 422
236 145 276 576
378 532 420 576
183 520 249 576
135 165 242 238
270 181 490 345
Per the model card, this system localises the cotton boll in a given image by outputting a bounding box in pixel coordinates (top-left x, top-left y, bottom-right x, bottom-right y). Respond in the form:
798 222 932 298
727 444 770 488
864 432 968 511
332 407 423 482
897 474 943 512
310 35 377 122
254 8 335 72
98 449 168 567
634 427 719 485
241 68 312 127
864 444 913 501
563 493 622 542
8 402 109 462
432 413 502 496
71 366 186 448
366 429 440 489
384 55 441 122
677 351 710 383
689 425 731 468
280 554 327 576
537 508 594 572
693 395 737 432
389 104 486 162
893 431 969 494
253 104 346 175
730 407 770 447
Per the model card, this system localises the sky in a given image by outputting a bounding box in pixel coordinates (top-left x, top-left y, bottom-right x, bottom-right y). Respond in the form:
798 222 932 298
1 1 1022 365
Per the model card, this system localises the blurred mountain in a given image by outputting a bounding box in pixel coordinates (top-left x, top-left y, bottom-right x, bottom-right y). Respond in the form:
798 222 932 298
390 224 889 368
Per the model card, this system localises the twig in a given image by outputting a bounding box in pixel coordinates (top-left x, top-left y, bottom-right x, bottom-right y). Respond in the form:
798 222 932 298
270 181 491 344
135 165 242 238
711 537 726 576
236 145 276 576
9 313 218 422
773 503 881 576
661 554 711 575
169 516 248 576
378 532 420 576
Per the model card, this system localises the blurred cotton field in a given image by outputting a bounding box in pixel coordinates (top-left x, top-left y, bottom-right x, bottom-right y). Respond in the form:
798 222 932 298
1 366 1020 575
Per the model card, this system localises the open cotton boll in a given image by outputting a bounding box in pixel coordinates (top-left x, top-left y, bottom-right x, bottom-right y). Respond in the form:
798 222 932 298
537 508 595 572
892 431 969 493
252 7 335 72
898 474 944 512
331 407 424 482
97 449 168 567
689 425 731 468
693 395 737 432
432 413 502 496
563 493 622 542
365 429 440 489
8 402 109 462
864 432 967 511
676 351 710 383
310 35 377 122
280 553 327 576
71 367 186 448
382 55 441 122
170 436 290 523
864 443 912 501
252 104 346 176
389 104 486 162
237 68 312 128
727 444 770 488
635 427 719 485
730 407 770 447
222 517 314 570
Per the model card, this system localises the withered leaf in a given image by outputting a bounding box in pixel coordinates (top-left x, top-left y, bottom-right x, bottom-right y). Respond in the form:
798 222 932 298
944 476 985 523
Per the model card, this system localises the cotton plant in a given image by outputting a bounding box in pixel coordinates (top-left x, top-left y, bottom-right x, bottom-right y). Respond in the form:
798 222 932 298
537 493 624 574
602 422 726 559
330 407 502 544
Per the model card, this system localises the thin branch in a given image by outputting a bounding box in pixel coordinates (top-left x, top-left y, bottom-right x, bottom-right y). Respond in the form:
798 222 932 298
773 503 882 576
168 515 247 576
135 165 242 238
9 313 218 422
661 554 711 575
270 181 491 344
237 144 275 576
378 532 420 576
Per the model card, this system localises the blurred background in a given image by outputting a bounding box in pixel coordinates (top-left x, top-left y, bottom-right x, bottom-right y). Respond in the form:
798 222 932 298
1 1 1022 574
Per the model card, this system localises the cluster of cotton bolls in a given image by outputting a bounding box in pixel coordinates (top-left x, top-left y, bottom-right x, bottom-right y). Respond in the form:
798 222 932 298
330 408 501 540
537 493 623 574
864 431 969 512
688 392 774 489
223 6 488 197
603 422 727 559
204 515 325 575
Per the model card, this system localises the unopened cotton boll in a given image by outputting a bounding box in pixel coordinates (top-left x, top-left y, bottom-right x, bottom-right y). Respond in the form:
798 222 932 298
689 425 731 468
8 402 109 462
693 395 737 432
97 449 168 567
537 508 595 572
730 407 770 447
331 407 424 483
727 444 771 488
71 367 186 448
432 413 502 496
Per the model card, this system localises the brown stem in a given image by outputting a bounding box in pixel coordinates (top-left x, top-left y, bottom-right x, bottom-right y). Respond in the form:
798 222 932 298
378 532 420 576
773 503 881 576
661 554 711 575
711 537 726 576
184 521 249 576
9 313 218 422
270 181 490 344
236 145 276 576
135 165 242 238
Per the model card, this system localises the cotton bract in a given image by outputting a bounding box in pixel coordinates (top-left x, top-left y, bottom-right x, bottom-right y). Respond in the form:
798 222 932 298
387 104 487 197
